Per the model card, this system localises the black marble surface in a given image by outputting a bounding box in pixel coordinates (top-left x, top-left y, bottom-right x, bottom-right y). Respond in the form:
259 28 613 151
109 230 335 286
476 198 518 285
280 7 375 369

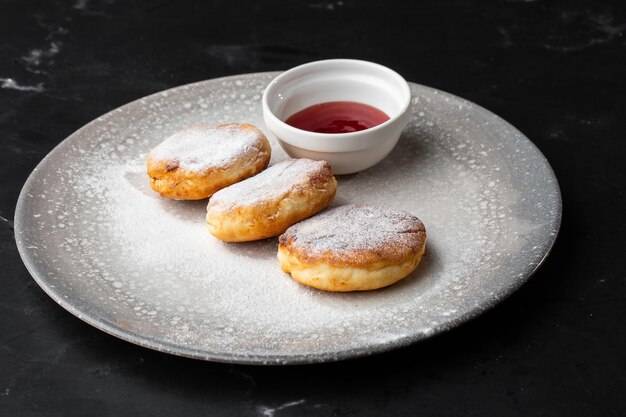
1 0 625 415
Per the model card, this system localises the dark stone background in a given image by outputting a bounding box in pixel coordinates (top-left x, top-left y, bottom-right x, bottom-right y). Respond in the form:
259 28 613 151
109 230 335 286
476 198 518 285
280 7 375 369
1 0 624 415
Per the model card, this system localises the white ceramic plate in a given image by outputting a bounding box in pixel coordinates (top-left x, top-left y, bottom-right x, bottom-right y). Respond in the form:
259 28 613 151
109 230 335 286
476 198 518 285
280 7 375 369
14 72 561 364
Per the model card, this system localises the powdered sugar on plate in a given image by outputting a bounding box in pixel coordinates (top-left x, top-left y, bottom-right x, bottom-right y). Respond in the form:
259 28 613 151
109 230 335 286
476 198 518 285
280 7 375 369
14 73 561 364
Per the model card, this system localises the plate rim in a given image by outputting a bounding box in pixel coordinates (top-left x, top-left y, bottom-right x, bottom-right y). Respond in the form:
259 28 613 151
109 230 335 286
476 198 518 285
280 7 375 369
13 72 562 365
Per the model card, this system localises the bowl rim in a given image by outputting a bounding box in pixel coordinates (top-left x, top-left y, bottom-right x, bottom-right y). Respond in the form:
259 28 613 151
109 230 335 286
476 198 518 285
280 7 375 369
261 59 412 142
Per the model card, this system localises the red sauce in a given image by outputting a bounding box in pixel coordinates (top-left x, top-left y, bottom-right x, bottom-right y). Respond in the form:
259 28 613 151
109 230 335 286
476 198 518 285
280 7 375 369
285 101 390 134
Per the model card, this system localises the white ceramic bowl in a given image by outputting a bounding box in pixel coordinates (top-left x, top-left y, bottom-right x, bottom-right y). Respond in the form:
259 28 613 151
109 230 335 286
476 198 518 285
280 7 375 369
262 59 412 175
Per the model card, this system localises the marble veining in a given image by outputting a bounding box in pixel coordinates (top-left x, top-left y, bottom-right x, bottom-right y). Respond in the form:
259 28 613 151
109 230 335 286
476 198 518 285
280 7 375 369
0 78 45 93
309 1 344 10
257 399 306 417
22 41 62 75
543 9 626 51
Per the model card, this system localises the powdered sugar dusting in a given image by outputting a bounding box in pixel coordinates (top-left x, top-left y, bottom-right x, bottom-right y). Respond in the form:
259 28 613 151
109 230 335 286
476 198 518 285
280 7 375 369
282 205 424 261
149 124 262 172
14 74 561 364
208 159 327 211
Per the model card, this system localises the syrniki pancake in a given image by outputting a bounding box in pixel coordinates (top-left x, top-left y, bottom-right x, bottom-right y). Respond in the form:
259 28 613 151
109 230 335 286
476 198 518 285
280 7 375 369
278 204 426 291
146 123 271 200
206 158 337 242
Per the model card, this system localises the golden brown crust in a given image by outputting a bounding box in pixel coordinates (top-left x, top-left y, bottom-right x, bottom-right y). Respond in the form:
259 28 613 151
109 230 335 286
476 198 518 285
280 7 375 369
276 205 427 291
206 159 337 242
277 241 425 291
146 123 271 200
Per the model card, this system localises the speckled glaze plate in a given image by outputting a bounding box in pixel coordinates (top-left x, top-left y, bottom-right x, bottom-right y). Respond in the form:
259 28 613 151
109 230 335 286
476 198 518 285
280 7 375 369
14 72 561 364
